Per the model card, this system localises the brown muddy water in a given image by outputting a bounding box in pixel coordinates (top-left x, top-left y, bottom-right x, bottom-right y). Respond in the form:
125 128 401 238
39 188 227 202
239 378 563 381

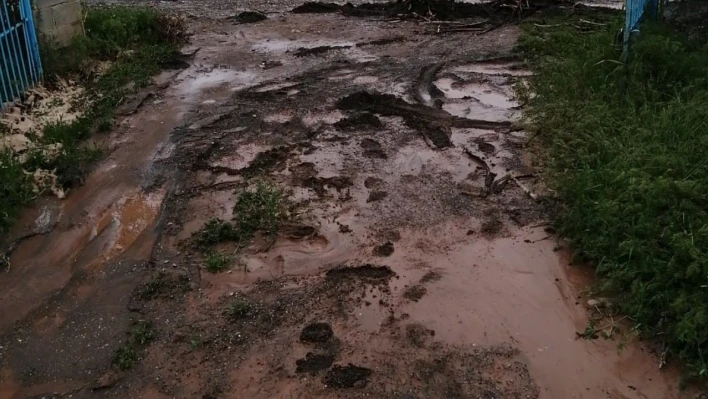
0 9 694 399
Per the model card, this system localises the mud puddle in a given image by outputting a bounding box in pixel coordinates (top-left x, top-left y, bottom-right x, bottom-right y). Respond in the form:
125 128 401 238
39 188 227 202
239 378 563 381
0 8 693 399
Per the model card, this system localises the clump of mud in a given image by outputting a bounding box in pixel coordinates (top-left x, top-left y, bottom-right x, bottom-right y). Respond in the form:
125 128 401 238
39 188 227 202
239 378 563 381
481 215 503 236
228 11 267 23
293 45 352 57
300 322 334 343
360 138 387 159
403 285 427 302
291 1 341 13
420 270 442 283
372 241 394 257
406 323 435 347
324 364 372 388
334 113 382 131
240 146 291 177
296 352 335 373
367 190 388 202
325 264 395 283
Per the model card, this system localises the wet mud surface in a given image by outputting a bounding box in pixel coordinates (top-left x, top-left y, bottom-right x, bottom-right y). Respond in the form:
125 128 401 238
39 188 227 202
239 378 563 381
0 5 694 399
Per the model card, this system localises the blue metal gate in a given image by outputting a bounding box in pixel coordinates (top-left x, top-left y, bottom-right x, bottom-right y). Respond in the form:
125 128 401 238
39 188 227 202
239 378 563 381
623 0 659 54
0 0 42 108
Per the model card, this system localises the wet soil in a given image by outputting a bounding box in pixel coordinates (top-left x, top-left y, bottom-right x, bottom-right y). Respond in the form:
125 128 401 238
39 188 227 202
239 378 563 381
0 5 695 399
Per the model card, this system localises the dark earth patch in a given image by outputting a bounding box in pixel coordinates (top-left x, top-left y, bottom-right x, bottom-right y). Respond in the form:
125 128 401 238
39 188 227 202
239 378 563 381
323 364 372 388
367 190 388 202
406 323 435 348
228 11 267 23
326 264 395 283
300 322 334 343
293 45 352 57
403 285 427 302
334 112 382 131
295 352 335 373
372 241 394 257
360 138 387 159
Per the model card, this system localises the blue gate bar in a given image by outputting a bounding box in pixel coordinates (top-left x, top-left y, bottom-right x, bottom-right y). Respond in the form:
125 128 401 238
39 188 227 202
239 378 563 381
0 0 42 109
623 0 659 56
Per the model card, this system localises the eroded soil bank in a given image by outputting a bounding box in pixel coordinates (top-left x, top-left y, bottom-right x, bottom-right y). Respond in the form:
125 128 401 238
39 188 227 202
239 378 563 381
0 6 691 399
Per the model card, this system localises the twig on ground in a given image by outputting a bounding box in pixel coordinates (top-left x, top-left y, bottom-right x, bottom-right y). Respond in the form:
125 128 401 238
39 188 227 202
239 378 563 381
513 176 539 201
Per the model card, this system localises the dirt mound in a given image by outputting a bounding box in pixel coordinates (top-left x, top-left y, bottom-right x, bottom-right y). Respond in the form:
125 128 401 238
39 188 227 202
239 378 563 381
360 138 387 159
293 45 352 57
367 190 388 202
325 264 395 282
300 322 334 343
239 146 291 177
228 11 267 23
333 112 382 130
291 2 342 13
324 364 372 388
296 353 335 373
336 91 505 148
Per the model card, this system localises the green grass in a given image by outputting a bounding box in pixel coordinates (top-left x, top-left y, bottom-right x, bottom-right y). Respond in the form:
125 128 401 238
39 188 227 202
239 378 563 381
204 250 233 273
193 181 293 249
519 12 708 378
0 6 187 233
113 319 156 370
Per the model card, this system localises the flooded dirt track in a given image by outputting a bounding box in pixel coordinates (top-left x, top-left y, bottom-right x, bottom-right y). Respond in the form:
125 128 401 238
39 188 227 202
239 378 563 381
0 6 693 399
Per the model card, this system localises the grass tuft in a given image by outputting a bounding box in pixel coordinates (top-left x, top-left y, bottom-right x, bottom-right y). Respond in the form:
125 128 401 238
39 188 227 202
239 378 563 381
225 298 258 322
113 319 156 370
519 12 708 378
204 250 233 273
193 180 294 249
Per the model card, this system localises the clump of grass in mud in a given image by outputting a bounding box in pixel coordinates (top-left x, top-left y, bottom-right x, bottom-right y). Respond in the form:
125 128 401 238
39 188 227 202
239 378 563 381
225 298 258 322
113 320 156 370
0 7 188 232
204 250 234 273
193 181 295 250
519 11 708 378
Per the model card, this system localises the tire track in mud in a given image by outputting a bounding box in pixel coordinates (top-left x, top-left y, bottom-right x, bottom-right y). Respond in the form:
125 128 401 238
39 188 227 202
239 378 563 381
0 11 689 399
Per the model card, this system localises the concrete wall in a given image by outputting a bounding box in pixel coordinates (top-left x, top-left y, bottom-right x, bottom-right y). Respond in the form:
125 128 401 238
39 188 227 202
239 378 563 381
33 0 84 47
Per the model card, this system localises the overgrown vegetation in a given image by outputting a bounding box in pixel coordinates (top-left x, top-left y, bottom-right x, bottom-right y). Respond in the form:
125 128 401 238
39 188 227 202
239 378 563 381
0 7 188 233
519 11 708 378
193 180 294 251
113 319 156 370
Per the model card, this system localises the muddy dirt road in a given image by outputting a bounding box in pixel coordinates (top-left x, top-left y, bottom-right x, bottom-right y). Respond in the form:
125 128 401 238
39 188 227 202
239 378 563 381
0 5 693 399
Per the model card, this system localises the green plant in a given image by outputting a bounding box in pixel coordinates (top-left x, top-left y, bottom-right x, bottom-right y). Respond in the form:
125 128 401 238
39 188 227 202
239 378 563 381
193 181 294 248
188 334 202 350
113 319 156 370
233 180 291 238
193 218 241 247
204 250 233 273
225 298 257 322
519 12 708 378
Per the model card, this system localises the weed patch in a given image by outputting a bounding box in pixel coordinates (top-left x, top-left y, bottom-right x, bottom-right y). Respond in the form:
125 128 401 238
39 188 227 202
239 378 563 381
193 181 295 249
519 11 708 377
225 298 258 322
113 320 156 370
204 250 233 273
